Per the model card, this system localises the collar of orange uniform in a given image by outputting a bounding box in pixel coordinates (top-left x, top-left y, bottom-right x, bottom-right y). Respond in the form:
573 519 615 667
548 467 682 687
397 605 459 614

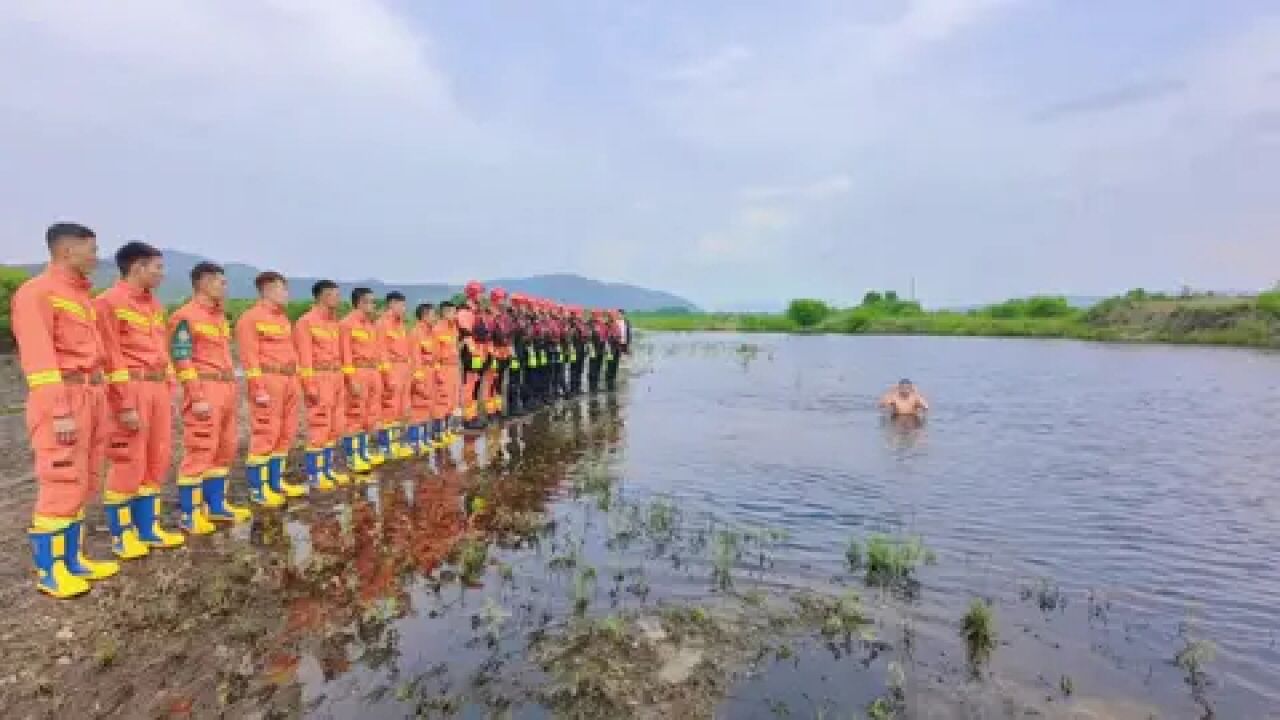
115 278 153 303
195 294 225 315
256 299 285 317
47 262 91 291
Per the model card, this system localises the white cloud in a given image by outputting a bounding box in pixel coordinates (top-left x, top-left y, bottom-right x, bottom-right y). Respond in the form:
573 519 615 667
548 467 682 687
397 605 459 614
0 0 463 125
742 175 853 202
669 45 753 83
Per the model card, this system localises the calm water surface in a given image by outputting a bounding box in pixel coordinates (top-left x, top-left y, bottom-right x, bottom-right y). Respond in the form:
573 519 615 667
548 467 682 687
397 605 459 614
287 333 1280 719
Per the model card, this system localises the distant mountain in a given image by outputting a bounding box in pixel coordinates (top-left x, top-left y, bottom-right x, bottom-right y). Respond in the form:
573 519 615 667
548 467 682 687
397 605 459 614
8 249 698 311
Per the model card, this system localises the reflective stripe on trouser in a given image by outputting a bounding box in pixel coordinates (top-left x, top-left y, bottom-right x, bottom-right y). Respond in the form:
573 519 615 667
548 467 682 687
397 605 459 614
382 365 412 427
410 377 436 424
249 374 300 459
345 367 382 432
304 372 343 449
29 383 106 518
178 381 238 481
487 359 507 414
433 366 460 420
105 380 171 495
462 370 482 420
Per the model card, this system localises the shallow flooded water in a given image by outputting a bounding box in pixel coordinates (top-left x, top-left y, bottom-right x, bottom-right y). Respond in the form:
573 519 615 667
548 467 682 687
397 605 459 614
261 333 1280 719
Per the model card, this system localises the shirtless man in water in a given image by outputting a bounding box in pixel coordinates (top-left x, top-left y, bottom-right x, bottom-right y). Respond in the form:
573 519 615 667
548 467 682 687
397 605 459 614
879 379 929 416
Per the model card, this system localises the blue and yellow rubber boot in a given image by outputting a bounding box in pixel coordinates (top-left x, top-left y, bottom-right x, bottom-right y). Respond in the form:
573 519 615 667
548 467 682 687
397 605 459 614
202 474 252 523
270 454 307 499
64 516 121 581
29 516 91 598
103 492 150 560
325 444 352 486
402 424 421 457
392 425 415 459
343 435 371 475
364 432 385 467
131 488 186 548
305 448 335 492
178 479 218 533
246 460 286 508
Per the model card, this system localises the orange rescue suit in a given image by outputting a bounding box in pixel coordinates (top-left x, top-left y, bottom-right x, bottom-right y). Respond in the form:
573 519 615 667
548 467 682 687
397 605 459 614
11 265 108 518
235 300 300 462
94 281 175 497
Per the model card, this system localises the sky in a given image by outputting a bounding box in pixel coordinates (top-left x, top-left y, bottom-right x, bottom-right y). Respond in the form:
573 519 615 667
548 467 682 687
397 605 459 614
1 0 1278 310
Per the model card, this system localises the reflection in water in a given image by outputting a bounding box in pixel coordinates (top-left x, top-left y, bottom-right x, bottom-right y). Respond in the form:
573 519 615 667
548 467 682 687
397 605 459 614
881 412 926 451
247 395 628 716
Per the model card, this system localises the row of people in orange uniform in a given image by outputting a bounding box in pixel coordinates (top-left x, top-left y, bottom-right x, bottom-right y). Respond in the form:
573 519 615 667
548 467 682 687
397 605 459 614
10 223 630 599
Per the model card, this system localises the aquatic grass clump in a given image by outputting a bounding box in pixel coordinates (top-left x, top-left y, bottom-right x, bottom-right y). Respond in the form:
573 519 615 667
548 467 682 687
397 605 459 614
862 534 932 587
455 539 488 583
711 530 740 590
820 591 872 642
646 497 680 540
574 566 598 614
961 598 997 668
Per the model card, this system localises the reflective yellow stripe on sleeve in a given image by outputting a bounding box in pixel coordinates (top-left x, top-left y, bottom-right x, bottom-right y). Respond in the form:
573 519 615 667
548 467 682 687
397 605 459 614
299 367 315 379
107 370 131 384
26 370 63 388
244 368 263 379
341 366 356 375
177 369 198 382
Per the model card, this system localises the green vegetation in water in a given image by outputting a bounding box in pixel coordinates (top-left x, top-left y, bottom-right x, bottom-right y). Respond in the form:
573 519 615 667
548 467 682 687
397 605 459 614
961 599 998 668
454 538 488 583
819 591 873 642
711 530 740 590
573 565 598 614
862 533 932 587
630 286 1280 349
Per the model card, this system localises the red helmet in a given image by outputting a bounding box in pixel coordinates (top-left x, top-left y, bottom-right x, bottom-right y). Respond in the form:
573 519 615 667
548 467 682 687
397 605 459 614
464 281 484 299
490 287 507 303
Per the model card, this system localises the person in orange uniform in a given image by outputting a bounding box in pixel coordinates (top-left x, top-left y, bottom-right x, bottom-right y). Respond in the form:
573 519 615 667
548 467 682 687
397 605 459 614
340 287 383 474
457 282 490 430
294 279 350 491
170 262 254 533
486 288 511 419
432 301 462 447
376 291 414 460
94 241 185 561
236 272 307 506
12 222 120 598
408 302 438 456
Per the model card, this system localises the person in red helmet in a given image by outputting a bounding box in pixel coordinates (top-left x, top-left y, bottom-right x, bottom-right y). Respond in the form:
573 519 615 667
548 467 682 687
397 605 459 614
604 309 625 392
486 288 512 419
586 309 607 393
506 294 528 416
568 306 587 395
551 305 570 399
457 281 490 430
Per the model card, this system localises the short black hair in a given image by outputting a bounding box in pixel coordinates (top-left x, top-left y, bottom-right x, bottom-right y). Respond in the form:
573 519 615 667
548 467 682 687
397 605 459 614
352 287 373 306
439 301 455 309
415 302 435 320
114 241 162 276
46 222 95 250
312 280 338 299
386 291 406 303
190 261 224 288
255 271 286 293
